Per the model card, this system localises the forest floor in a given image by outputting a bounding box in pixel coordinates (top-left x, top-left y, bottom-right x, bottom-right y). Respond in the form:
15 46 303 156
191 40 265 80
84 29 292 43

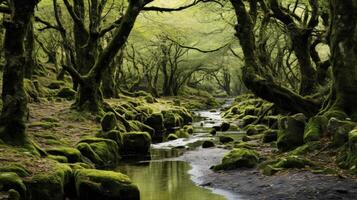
178 145 357 200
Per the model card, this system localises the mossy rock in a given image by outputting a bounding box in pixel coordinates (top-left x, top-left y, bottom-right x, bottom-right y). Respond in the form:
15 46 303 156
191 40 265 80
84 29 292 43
210 129 217 136
183 125 194 134
0 172 26 199
167 134 179 141
46 147 82 163
262 156 314 176
57 87 76 100
326 118 355 147
212 148 259 171
277 113 306 152
101 112 117 132
304 116 328 143
162 110 183 130
24 79 40 102
289 141 322 155
202 140 215 148
76 138 120 168
96 130 123 149
262 129 278 143
25 163 72 200
219 136 234 144
28 121 59 129
245 124 268 136
241 115 258 127
174 129 190 138
47 155 69 163
220 122 230 132
122 132 151 157
172 107 193 124
0 164 30 177
74 169 139 200
128 120 155 137
144 113 165 136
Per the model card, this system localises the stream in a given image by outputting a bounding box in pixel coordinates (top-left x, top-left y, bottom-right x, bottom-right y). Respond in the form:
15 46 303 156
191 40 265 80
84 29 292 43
116 99 242 200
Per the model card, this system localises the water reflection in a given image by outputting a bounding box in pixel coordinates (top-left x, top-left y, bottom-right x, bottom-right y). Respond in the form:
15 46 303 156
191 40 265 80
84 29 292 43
117 159 226 200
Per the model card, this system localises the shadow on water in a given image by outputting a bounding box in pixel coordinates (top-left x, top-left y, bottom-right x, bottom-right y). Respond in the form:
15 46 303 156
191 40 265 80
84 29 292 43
116 148 226 200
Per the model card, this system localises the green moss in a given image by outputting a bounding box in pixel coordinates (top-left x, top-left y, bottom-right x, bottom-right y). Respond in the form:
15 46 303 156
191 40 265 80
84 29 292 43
261 156 315 176
47 81 65 90
304 116 328 143
76 138 120 168
212 148 259 171
96 130 123 149
0 164 30 177
101 112 117 132
128 120 155 137
48 155 68 163
24 79 40 102
174 129 190 138
277 113 306 152
241 115 258 127
28 121 59 129
167 134 179 141
162 110 183 129
245 124 268 136
122 132 152 157
25 163 72 200
289 142 322 155
57 87 76 100
0 172 26 199
327 118 355 147
183 125 194 134
74 169 139 200
46 147 81 163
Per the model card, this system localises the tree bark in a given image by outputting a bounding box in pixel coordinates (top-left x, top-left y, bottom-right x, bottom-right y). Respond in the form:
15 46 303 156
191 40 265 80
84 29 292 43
229 0 320 117
0 0 38 145
329 0 357 120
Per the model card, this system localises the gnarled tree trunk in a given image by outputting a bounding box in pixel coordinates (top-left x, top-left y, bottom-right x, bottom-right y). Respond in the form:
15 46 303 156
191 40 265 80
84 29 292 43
0 0 38 145
229 0 320 117
328 0 357 120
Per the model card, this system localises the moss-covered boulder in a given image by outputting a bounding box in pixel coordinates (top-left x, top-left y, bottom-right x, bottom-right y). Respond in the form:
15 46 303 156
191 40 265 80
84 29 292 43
212 148 259 171
326 118 355 147
101 112 117 132
25 163 72 200
76 138 120 168
46 147 82 163
128 120 155 137
57 87 76 100
122 132 151 157
162 110 183 130
219 136 234 144
0 164 30 177
144 112 165 136
96 130 123 149
241 115 258 127
277 113 306 152
262 129 278 143
245 124 269 136
202 140 215 148
304 116 328 143
262 156 314 176
0 172 26 199
74 169 139 200
183 125 194 134
172 107 193 124
167 134 179 141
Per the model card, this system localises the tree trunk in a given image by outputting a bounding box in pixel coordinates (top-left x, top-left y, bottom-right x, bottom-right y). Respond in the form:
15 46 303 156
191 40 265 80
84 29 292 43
75 0 144 112
0 0 37 145
328 0 357 120
229 0 320 117
24 20 37 79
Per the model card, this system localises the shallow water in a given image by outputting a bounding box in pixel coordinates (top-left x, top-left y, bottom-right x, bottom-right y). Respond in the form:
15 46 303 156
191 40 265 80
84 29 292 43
116 98 239 200
116 148 226 200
